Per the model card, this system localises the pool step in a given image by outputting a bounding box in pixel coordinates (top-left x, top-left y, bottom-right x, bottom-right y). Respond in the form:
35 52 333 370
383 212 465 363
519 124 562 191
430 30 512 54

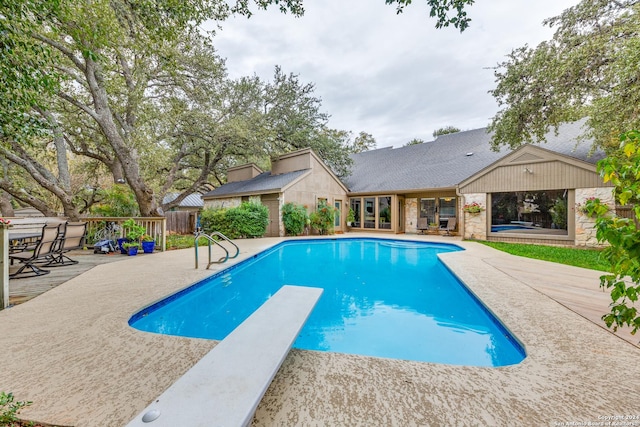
125 285 323 427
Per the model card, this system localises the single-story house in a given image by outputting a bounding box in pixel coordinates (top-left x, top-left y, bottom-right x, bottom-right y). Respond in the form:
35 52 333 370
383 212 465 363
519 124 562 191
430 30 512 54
201 148 349 237
203 121 613 246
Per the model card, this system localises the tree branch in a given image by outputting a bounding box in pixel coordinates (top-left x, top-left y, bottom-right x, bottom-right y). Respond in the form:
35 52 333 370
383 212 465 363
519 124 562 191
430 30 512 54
57 91 99 121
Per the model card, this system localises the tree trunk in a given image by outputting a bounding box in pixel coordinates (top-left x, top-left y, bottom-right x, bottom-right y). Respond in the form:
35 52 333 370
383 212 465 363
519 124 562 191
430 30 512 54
0 191 14 217
84 58 160 216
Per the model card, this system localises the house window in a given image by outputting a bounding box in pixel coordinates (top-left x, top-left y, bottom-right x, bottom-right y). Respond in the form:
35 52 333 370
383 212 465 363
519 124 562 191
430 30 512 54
419 198 436 224
349 196 394 230
490 190 568 235
378 197 391 229
439 197 456 226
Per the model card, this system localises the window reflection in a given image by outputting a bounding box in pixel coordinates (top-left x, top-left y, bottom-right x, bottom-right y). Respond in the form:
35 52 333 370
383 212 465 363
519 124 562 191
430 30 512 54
491 190 568 235
364 198 375 228
379 197 391 229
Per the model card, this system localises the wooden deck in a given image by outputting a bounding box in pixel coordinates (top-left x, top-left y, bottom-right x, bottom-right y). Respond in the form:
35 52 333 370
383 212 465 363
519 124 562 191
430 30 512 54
8 249 139 305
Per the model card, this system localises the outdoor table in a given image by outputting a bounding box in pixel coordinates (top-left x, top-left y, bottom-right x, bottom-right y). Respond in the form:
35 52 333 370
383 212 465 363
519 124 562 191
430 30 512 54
8 231 41 253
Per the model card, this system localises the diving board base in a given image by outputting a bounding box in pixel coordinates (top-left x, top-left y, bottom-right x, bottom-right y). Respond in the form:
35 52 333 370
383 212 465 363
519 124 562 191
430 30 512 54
126 284 323 427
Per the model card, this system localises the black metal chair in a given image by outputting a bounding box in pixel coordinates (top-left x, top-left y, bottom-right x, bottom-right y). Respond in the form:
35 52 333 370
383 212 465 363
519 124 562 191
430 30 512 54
9 224 60 278
44 222 87 267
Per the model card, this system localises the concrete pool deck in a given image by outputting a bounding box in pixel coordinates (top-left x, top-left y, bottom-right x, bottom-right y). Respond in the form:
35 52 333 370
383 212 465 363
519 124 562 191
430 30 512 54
0 234 638 426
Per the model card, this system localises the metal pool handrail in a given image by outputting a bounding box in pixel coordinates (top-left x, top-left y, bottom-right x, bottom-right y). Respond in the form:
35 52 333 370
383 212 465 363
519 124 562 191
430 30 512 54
210 231 239 259
194 230 238 269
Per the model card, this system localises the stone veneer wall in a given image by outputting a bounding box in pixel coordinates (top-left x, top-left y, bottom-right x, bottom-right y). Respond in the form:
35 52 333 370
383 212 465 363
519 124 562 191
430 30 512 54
405 198 418 233
574 187 615 247
462 193 487 240
202 197 242 210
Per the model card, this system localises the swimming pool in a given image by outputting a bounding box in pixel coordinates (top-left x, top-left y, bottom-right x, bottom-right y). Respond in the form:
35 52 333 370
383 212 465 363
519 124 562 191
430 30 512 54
130 238 526 367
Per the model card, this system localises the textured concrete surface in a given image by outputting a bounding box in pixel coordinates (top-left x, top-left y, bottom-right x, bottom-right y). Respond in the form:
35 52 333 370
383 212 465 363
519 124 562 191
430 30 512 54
126 285 323 427
0 234 638 427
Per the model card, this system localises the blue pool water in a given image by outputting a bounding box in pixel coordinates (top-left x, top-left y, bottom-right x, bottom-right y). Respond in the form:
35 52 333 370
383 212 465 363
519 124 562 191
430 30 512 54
491 224 535 232
130 238 526 367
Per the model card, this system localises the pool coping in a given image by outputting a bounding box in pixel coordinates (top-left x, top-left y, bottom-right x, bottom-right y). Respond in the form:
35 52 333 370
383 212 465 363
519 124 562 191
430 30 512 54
0 233 639 426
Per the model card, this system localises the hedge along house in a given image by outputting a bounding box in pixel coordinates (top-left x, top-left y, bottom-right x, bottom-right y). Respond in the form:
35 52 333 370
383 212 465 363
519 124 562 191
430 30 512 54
344 120 613 246
201 148 348 237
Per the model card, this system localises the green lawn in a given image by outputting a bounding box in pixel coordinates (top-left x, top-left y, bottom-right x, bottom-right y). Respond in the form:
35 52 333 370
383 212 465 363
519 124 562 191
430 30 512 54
476 241 610 272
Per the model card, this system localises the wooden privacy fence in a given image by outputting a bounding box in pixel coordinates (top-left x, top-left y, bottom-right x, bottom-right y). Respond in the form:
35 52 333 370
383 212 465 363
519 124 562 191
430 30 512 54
165 211 198 234
84 217 167 251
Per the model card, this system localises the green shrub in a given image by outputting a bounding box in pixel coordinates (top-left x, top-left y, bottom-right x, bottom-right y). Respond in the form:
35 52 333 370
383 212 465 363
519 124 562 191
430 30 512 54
0 391 31 426
200 202 269 239
235 202 269 238
310 201 336 235
282 203 308 236
200 207 233 237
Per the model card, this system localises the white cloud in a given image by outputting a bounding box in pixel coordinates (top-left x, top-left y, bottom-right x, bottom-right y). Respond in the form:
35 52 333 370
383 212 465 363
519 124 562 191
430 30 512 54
209 0 580 147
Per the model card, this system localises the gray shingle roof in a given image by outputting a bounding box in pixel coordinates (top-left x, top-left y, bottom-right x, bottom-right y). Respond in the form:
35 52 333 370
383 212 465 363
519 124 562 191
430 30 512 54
344 121 605 193
162 193 204 207
202 170 310 198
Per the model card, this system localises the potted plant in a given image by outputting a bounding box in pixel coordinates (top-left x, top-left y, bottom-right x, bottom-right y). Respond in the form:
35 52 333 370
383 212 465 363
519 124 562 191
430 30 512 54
122 241 140 256
117 237 130 254
463 202 484 214
122 218 146 254
346 208 355 227
141 234 155 253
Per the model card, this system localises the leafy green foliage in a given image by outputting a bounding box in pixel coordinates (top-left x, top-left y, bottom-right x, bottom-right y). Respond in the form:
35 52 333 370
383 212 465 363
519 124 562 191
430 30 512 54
200 202 269 238
489 0 640 150
282 202 309 236
0 391 31 426
122 218 146 242
350 131 377 153
309 200 336 235
404 138 426 146
476 241 609 272
200 208 230 237
0 0 61 143
166 234 196 250
89 185 139 217
587 131 640 334
432 126 461 138
347 208 355 223
385 0 475 31
550 198 568 230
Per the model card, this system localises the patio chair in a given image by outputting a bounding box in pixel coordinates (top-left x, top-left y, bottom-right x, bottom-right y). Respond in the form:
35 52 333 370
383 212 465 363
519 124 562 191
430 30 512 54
417 217 429 234
9 223 60 279
44 221 87 267
441 217 457 236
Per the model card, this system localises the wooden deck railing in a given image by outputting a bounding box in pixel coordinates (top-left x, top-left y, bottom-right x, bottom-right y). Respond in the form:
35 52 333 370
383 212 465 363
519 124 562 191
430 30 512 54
83 217 167 251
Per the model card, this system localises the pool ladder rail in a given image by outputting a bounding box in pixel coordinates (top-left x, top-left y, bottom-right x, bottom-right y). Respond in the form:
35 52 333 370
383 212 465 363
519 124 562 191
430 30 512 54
194 230 239 269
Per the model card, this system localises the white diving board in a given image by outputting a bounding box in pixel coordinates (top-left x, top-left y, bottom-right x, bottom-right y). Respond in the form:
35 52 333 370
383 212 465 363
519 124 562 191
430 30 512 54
126 285 323 427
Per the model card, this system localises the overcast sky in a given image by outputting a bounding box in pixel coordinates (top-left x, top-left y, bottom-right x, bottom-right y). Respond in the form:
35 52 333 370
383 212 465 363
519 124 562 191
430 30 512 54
210 0 580 148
